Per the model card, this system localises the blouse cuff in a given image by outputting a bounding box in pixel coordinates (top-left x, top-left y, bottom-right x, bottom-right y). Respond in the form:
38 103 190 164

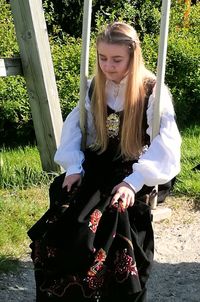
123 171 145 193
65 164 83 177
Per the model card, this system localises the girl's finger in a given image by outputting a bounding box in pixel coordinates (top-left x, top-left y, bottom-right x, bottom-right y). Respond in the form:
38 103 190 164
111 192 121 205
111 185 118 195
66 183 71 192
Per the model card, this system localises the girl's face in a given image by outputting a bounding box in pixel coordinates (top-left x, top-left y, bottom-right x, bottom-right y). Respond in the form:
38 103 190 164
97 41 130 84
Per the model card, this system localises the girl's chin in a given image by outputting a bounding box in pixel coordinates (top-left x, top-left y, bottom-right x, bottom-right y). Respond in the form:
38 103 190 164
105 73 121 83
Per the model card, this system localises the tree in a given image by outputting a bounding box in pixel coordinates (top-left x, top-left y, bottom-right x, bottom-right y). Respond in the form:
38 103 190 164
42 0 162 38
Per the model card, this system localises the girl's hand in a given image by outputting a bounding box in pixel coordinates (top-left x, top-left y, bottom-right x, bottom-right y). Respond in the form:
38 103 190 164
62 173 82 192
111 181 135 210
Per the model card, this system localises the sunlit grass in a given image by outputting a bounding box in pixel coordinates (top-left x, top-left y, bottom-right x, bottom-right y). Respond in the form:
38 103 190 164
0 186 48 272
174 125 200 198
0 146 54 272
0 146 57 188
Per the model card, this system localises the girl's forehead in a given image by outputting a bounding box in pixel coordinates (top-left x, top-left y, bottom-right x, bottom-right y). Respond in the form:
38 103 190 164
97 41 129 56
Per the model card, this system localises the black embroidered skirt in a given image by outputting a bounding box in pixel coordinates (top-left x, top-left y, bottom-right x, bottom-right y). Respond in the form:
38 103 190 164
28 148 154 302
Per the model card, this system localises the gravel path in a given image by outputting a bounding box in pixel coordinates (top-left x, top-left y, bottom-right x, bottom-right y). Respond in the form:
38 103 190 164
0 197 199 301
148 197 200 302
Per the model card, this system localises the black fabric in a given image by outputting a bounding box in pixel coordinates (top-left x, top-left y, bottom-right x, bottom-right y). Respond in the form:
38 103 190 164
28 149 154 302
157 178 176 203
27 79 160 301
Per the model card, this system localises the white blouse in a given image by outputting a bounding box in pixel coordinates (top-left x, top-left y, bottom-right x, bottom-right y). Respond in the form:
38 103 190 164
54 78 181 193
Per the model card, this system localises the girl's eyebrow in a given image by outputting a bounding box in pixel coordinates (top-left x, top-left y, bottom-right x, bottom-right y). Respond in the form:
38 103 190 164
98 53 124 58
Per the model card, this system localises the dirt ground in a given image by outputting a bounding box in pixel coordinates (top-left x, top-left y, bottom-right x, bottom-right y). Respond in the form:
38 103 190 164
0 196 200 302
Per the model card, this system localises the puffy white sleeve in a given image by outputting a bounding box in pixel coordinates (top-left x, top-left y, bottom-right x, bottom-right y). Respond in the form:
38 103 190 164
54 81 95 176
54 106 84 176
124 85 182 193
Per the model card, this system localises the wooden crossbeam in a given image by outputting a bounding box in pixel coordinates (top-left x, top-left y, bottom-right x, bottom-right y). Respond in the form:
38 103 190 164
0 58 23 76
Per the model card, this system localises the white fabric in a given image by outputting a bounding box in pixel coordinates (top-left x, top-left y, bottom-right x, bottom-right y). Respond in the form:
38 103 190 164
54 78 181 193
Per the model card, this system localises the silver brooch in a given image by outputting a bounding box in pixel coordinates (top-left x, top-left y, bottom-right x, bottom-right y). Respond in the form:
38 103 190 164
106 113 120 138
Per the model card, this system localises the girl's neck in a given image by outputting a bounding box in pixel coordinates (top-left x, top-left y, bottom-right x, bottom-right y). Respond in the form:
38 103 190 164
108 73 129 85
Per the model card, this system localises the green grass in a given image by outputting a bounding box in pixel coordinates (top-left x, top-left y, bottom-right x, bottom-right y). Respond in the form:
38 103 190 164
0 186 48 272
174 125 200 198
0 146 56 188
0 146 53 272
0 127 199 273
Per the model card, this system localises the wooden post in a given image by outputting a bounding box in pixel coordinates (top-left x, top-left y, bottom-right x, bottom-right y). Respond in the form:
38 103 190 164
79 0 92 150
10 0 63 172
150 0 171 210
152 0 171 140
150 0 172 223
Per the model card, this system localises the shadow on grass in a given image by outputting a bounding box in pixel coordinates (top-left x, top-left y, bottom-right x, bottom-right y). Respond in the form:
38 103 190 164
0 257 35 302
0 255 20 274
193 197 200 211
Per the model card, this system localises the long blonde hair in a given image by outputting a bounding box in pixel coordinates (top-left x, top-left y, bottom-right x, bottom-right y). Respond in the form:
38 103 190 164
91 22 154 160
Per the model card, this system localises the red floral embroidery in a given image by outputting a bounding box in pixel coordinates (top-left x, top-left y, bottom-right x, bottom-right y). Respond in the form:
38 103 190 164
86 274 104 290
112 200 126 213
117 200 126 212
87 262 104 277
95 248 106 262
114 248 138 282
88 209 102 233
86 248 107 290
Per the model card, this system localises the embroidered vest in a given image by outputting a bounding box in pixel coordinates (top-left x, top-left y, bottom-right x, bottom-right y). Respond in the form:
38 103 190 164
88 77 156 147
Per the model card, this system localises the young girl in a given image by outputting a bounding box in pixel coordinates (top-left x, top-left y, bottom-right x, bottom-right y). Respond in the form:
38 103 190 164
28 22 181 302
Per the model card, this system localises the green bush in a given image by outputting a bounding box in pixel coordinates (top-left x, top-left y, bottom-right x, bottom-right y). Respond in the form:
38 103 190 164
142 32 200 127
50 35 96 117
51 36 81 115
0 0 33 146
0 0 18 57
167 2 200 127
0 76 34 146
142 2 200 128
166 32 200 127
42 0 162 38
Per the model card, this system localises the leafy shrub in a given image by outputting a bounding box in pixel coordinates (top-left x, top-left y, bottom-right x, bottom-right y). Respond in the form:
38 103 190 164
0 35 96 146
0 0 33 146
42 0 162 38
0 0 18 57
0 76 34 146
50 35 96 117
166 31 200 127
50 36 81 115
142 2 200 128
95 0 161 40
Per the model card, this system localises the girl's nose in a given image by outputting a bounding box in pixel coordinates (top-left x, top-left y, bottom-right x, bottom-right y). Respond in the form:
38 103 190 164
104 61 114 71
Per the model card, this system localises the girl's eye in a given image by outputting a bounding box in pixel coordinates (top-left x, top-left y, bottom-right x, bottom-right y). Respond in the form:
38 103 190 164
99 56 122 63
99 56 107 61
